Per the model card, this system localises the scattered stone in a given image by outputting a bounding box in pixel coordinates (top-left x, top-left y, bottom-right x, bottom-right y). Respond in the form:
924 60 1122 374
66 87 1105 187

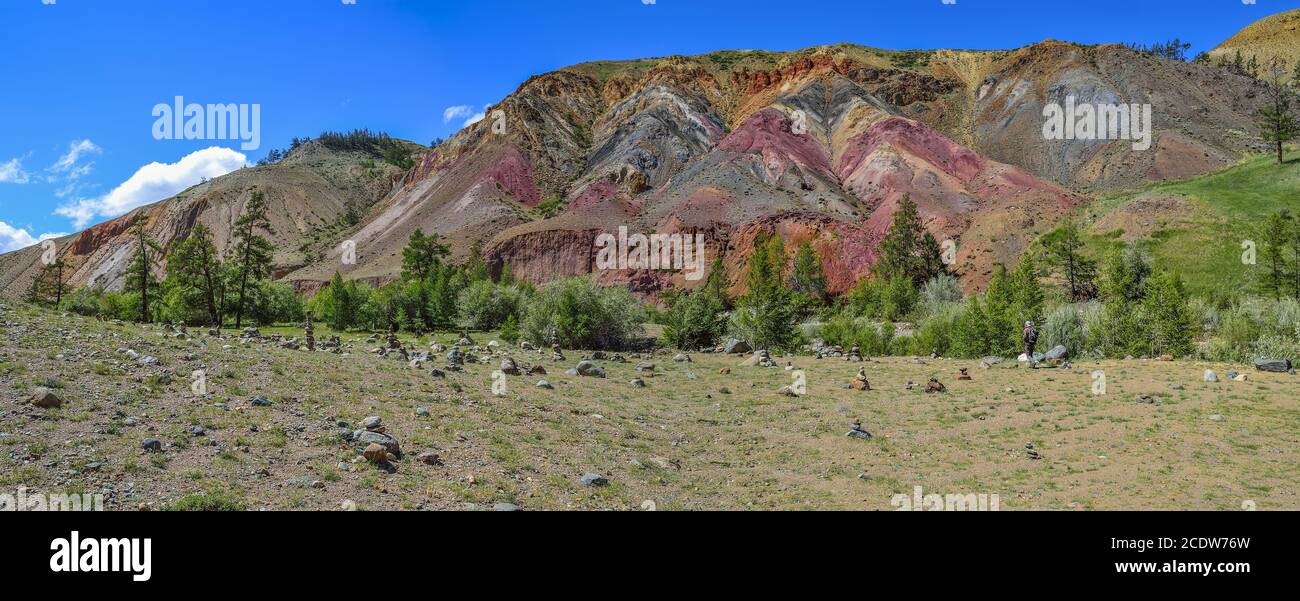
1254 358 1292 373
1025 442 1041 460
142 438 163 452
363 416 383 430
925 378 946 394
580 473 609 487
536 380 553 389
493 503 522 512
500 357 522 376
355 430 401 458
30 387 63 409
1134 395 1159 405
630 378 646 388
341 500 358 511
250 396 272 407
429 368 446 378
956 368 972 381
673 353 691 363
363 443 389 464
846 419 872 439
1204 370 1219 383
718 367 731 375
1209 414 1226 422
417 452 443 466
188 425 206 436
1044 346 1069 361
415 407 430 417
777 385 798 397
722 338 751 355
575 360 606 378
636 362 655 373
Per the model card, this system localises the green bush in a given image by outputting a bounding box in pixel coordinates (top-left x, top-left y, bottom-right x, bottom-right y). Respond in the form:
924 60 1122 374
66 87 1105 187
63 287 104 317
662 289 727 350
457 280 527 331
1041 304 1087 356
163 490 247 512
918 273 963 317
911 302 962 357
522 277 644 350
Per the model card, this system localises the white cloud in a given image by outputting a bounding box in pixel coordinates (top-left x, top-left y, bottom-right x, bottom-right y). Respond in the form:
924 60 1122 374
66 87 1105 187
0 222 63 253
56 146 247 229
48 139 101 178
0 158 30 184
463 110 486 127
443 105 473 123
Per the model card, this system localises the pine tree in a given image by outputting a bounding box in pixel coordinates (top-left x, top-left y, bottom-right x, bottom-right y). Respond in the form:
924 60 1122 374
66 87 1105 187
983 264 1017 354
873 193 946 286
1011 256 1045 326
228 190 276 329
790 242 828 307
1257 58 1299 165
1097 247 1147 356
124 218 162 322
465 241 491 282
951 296 991 358
27 256 67 307
401 228 449 281
1259 211 1289 299
702 256 730 307
167 224 224 327
325 272 352 331
1143 271 1196 357
733 234 798 351
1043 220 1098 301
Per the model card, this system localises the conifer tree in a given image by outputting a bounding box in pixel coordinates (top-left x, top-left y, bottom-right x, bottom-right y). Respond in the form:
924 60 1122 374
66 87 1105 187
229 190 276 329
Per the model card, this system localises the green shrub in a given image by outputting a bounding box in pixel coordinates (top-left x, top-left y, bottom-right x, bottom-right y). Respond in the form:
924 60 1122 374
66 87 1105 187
164 490 247 512
663 289 727 350
522 277 644 350
457 280 527 331
1041 304 1087 356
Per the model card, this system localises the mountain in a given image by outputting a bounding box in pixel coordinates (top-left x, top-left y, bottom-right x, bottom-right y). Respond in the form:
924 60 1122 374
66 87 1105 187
0 138 422 297
1 13 1286 299
1209 8 1300 71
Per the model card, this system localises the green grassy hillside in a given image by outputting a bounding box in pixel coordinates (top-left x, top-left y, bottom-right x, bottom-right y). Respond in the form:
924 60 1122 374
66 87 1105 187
1081 152 1300 298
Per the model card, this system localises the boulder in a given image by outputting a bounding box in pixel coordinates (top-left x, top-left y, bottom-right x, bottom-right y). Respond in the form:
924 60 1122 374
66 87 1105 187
1204 370 1219 382
30 387 63 409
580 473 609 487
500 357 522 376
363 443 390 464
722 338 751 355
1254 358 1292 373
355 430 401 459
1044 346 1069 361
575 360 605 378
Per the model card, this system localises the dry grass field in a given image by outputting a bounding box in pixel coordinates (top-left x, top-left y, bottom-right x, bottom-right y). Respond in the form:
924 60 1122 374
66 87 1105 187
2 301 1296 511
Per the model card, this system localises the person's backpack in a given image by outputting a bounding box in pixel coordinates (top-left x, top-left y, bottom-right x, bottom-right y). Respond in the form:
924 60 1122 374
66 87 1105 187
1025 328 1039 345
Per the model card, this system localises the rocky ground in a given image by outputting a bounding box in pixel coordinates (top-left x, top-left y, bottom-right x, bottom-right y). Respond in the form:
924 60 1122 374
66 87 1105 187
2 301 1296 511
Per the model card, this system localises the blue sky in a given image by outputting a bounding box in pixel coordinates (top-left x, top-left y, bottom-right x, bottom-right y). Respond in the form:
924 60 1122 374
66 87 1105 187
1 0 1296 251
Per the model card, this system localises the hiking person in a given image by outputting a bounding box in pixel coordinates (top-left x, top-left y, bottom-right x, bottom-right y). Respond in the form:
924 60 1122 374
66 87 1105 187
1022 321 1039 365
